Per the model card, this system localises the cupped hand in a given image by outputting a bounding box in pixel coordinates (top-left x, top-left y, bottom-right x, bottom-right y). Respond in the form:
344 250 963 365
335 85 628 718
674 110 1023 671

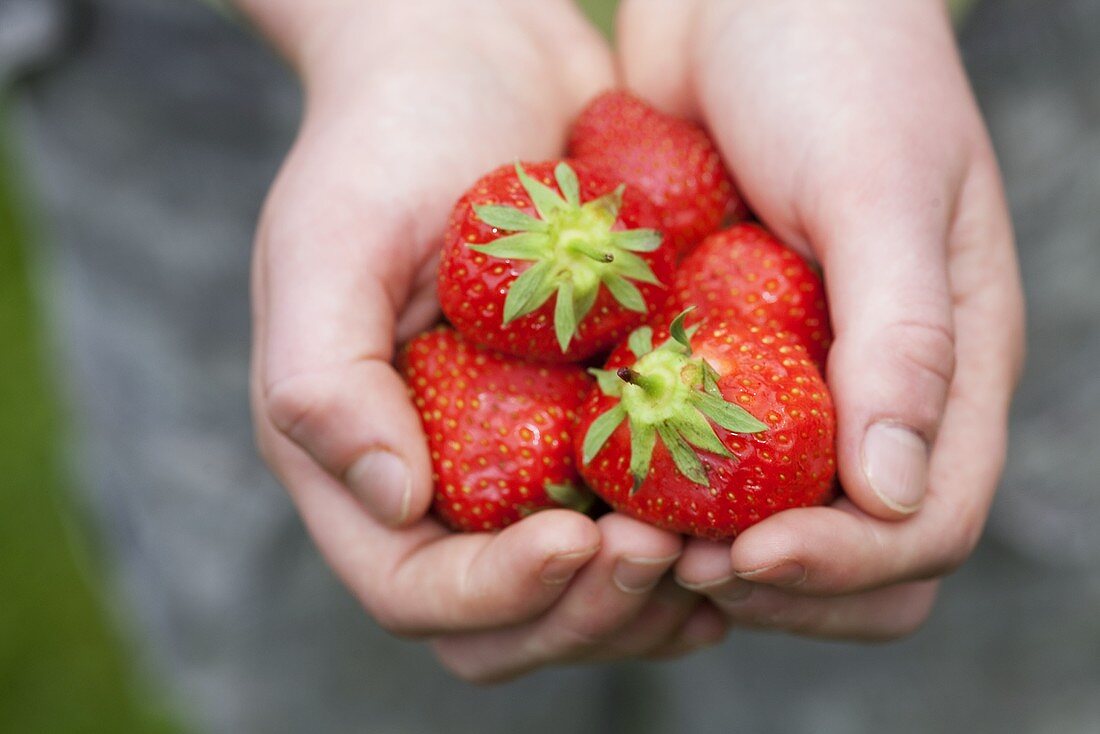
619 0 1025 638
243 0 722 681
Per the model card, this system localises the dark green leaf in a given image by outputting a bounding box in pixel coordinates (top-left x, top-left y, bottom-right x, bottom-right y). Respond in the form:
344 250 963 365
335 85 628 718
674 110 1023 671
689 392 769 433
656 422 709 486
468 232 549 261
554 279 577 352
474 204 547 233
554 162 581 207
602 274 647 313
583 404 627 464
502 259 557 323
628 326 654 359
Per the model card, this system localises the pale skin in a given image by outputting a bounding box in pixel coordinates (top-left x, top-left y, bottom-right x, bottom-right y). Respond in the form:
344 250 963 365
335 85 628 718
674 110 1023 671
239 0 1025 682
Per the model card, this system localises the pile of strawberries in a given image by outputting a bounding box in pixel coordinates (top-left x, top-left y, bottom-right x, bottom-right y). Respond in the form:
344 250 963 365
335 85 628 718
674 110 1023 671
400 91 837 540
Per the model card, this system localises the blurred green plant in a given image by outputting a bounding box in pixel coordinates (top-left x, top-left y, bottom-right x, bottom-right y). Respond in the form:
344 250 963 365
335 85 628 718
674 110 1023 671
576 0 616 38
0 102 181 733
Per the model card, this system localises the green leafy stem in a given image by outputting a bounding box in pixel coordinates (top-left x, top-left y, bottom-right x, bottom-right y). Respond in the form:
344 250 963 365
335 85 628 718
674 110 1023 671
582 311 768 490
471 162 665 352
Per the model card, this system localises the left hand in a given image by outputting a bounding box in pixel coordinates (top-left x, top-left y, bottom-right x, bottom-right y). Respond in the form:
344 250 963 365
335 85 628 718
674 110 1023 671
617 0 1025 639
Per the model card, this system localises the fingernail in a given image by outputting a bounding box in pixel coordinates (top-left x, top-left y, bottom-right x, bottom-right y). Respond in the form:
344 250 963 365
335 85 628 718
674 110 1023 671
346 451 411 526
736 561 806 587
541 547 599 585
613 553 681 594
862 422 930 513
678 574 755 604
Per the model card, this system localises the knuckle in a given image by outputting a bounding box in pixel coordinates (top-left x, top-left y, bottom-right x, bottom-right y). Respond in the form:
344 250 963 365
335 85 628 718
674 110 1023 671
264 372 329 443
365 598 423 640
447 663 497 686
875 317 957 434
884 318 956 394
365 598 402 634
919 495 988 579
881 587 939 641
934 512 985 578
552 613 619 654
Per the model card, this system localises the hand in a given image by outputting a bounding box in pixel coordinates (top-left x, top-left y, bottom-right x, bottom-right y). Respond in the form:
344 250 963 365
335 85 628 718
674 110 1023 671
618 0 1025 638
241 0 724 681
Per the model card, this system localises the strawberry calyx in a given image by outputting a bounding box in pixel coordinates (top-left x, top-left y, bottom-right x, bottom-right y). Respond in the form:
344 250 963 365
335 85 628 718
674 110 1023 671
544 481 597 514
582 310 768 491
471 161 665 353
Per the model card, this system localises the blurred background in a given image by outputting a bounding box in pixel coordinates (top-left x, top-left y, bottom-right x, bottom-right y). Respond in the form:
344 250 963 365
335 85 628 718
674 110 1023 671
1 0 1098 732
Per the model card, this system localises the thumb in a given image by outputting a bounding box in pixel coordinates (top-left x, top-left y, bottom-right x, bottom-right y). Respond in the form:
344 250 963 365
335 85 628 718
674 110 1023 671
816 195 956 518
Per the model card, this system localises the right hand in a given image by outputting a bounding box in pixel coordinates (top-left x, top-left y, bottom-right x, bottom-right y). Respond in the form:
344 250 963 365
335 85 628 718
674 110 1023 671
243 0 726 682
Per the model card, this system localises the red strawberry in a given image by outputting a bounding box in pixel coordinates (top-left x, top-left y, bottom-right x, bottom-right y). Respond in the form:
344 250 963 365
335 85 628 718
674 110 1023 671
401 327 596 532
672 223 833 371
438 160 675 363
575 312 836 540
568 89 745 255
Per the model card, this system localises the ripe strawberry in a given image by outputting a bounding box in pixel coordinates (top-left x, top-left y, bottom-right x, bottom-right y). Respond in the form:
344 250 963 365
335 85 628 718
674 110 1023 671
575 312 836 540
568 89 745 255
438 160 675 363
401 327 596 532
672 223 833 371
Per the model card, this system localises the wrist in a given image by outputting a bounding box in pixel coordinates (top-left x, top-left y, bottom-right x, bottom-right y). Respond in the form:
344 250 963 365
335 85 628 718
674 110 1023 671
232 0 361 73
234 0 582 81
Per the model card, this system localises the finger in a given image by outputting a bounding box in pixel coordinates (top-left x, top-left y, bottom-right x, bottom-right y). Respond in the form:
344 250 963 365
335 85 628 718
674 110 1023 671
675 538 755 603
711 580 940 642
431 513 682 683
724 500 961 596
616 0 702 118
579 577 700 663
645 602 730 660
265 431 603 635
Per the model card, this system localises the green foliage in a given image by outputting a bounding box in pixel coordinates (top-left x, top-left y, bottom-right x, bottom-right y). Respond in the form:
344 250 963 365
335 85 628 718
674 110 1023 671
575 0 618 39
0 103 182 733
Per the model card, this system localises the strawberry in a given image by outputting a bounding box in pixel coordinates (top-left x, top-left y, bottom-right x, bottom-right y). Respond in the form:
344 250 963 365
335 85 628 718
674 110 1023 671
568 89 745 255
575 312 836 540
438 160 675 363
672 223 833 371
401 327 596 532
